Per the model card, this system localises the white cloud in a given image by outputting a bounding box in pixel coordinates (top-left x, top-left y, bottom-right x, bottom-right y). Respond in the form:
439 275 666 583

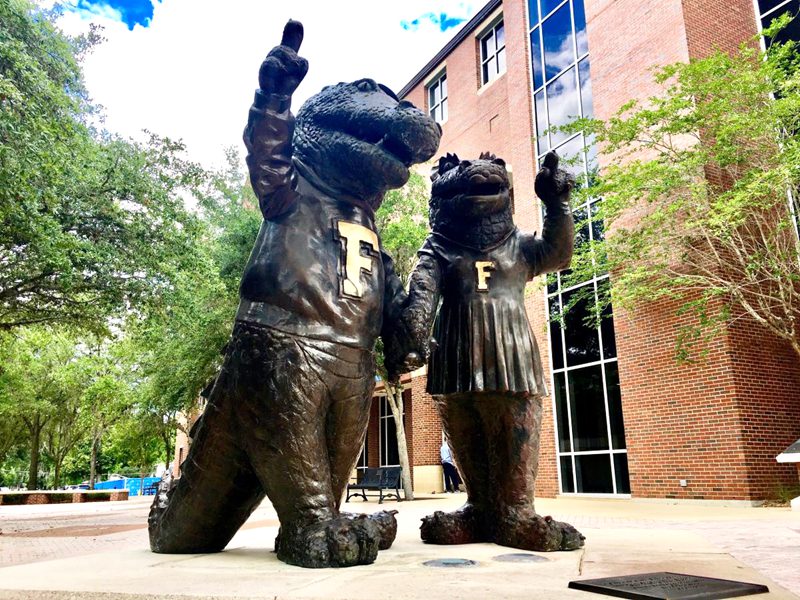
53 0 477 169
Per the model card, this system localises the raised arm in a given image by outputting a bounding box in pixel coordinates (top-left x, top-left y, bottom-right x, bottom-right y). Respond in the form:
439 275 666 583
521 151 575 277
243 20 308 220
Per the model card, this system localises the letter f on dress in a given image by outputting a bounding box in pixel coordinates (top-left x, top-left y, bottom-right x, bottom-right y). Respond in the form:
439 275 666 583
475 260 495 291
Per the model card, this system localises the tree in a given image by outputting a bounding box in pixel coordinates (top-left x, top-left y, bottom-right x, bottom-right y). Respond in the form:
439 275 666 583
374 172 431 501
1 0 204 333
120 150 261 464
0 327 80 488
557 15 800 361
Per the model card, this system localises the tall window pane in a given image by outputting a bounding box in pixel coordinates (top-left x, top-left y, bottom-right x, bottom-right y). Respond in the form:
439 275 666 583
572 0 588 56
575 454 613 493
568 365 609 451
531 27 544 90
542 3 574 80
546 67 580 146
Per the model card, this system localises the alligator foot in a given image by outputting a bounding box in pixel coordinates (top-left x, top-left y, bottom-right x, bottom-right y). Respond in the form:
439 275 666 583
340 510 398 550
275 515 381 568
496 511 585 552
420 503 485 545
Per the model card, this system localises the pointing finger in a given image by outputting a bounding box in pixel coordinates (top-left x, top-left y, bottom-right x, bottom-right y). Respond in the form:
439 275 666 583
542 150 559 172
281 19 304 53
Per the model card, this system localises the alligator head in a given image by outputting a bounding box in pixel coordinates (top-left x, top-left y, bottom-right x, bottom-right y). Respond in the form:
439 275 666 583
429 151 514 249
293 78 441 210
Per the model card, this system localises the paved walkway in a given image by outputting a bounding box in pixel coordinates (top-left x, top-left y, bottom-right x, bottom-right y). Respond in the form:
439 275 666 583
0 494 798 599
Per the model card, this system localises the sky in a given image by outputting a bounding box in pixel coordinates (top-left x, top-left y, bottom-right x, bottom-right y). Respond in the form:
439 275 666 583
52 0 479 169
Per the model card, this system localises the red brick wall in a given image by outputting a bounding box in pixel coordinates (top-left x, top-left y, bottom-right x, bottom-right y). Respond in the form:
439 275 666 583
409 375 443 466
727 316 800 498
682 0 758 59
587 0 800 500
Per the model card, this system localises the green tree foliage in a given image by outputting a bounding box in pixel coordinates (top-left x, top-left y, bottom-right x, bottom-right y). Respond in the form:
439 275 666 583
0 328 82 488
121 150 261 465
1 0 204 333
376 172 430 286
373 171 431 500
557 15 800 360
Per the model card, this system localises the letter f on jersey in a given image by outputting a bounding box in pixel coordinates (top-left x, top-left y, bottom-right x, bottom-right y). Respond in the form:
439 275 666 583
335 221 380 298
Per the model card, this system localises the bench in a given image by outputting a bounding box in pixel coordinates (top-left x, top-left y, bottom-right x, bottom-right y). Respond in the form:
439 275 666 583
346 467 403 504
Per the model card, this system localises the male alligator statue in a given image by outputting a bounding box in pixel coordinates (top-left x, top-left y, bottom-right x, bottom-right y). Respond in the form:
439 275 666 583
148 20 441 568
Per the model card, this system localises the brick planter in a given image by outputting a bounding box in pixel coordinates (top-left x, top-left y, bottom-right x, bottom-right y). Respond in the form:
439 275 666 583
0 490 129 505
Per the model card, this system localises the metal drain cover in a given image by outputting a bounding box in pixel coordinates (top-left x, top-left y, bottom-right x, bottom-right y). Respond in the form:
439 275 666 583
493 552 549 563
423 558 478 568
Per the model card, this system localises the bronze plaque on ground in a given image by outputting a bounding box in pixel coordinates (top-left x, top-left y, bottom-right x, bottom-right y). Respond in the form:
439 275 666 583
568 572 769 599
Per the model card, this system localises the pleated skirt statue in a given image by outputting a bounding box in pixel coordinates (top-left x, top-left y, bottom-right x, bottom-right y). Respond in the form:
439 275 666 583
399 151 585 552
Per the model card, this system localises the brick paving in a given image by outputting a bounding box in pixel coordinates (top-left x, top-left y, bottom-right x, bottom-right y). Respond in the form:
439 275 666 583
1 496 798 596
0 498 150 567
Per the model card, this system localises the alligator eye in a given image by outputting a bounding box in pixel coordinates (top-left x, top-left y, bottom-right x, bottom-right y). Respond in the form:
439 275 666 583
355 79 378 92
493 157 506 167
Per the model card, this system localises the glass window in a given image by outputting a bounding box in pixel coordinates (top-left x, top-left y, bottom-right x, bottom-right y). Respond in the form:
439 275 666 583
528 0 540 25
546 67 580 146
758 0 794 15
572 204 590 247
560 456 575 492
553 372 571 451
575 454 613 493
568 365 609 451
547 272 559 294
535 91 549 153
761 3 800 46
600 300 617 359
530 27 544 91
480 20 506 85
379 397 401 466
590 199 604 241
549 296 565 369
605 363 626 449
531 0 631 496
542 3 574 80
541 0 566 19
573 0 589 56
427 72 448 124
562 285 600 367
614 454 631 494
578 57 593 118
553 133 586 179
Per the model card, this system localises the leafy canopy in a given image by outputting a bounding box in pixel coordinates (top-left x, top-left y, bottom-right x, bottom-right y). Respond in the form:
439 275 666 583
1 0 204 333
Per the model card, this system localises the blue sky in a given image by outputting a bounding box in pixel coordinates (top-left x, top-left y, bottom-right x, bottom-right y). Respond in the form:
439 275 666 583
68 0 162 29
401 11 469 32
54 0 478 168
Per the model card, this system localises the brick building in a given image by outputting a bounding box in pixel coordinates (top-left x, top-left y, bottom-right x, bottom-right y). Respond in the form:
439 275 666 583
359 0 800 502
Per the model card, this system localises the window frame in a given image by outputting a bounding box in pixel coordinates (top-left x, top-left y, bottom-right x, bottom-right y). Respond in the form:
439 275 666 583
478 18 506 87
427 70 448 124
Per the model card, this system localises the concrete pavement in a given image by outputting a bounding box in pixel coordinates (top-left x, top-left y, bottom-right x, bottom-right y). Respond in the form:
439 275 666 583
1 493 798 599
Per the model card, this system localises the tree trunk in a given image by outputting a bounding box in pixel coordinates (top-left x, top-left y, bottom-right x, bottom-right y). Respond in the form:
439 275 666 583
386 384 414 501
53 461 61 489
89 435 99 490
161 427 172 468
27 416 42 490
